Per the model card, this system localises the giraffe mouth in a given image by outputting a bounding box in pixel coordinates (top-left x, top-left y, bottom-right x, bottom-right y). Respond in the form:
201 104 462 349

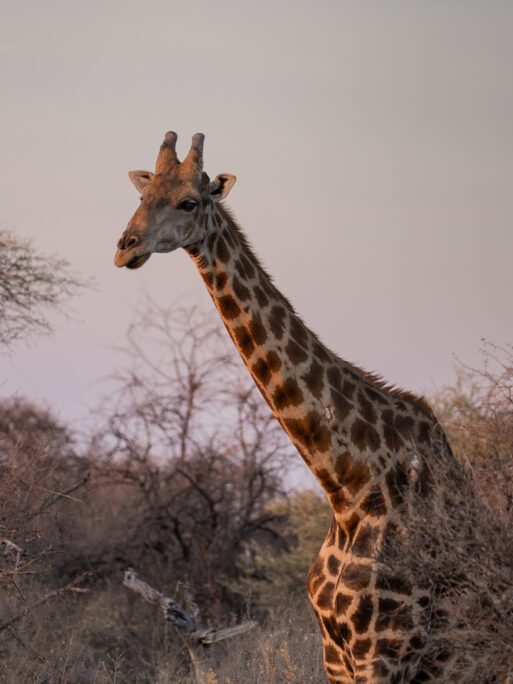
125 253 151 269
114 249 152 269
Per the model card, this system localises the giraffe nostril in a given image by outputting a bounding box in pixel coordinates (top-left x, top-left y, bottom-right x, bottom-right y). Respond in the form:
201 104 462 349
126 235 139 249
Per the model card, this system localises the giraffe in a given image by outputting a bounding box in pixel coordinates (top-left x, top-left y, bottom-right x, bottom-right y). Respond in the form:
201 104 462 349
114 132 457 683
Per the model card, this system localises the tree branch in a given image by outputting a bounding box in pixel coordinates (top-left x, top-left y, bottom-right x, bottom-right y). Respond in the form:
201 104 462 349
0 572 91 634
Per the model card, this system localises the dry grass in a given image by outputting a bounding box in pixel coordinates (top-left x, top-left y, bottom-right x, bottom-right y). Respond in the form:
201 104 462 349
213 601 325 684
1 582 324 683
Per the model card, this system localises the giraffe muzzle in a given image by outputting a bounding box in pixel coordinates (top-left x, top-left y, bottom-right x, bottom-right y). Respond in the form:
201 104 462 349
114 247 151 269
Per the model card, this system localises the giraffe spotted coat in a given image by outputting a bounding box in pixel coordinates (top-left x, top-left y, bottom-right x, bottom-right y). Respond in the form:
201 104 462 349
115 131 461 683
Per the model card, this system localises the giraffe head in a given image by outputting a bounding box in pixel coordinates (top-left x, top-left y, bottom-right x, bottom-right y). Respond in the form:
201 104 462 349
114 131 236 269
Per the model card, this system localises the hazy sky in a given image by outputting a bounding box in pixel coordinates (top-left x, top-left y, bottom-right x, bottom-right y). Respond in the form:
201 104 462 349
1 1 512 438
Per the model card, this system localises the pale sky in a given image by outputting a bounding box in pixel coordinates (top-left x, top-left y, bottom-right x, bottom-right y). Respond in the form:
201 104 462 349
1 0 512 437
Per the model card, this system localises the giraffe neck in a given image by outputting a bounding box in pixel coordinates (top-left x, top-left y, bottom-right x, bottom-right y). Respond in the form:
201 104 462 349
186 202 434 510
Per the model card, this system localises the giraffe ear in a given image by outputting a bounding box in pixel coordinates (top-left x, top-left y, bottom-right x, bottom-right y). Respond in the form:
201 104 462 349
209 174 236 201
128 170 154 194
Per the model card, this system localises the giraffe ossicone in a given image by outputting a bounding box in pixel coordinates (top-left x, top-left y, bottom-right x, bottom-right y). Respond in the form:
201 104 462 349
114 131 457 683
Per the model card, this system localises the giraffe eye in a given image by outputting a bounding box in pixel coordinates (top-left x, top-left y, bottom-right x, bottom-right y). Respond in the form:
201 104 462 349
178 199 198 213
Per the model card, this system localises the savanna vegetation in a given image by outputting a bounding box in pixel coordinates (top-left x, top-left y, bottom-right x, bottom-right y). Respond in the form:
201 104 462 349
1 230 512 682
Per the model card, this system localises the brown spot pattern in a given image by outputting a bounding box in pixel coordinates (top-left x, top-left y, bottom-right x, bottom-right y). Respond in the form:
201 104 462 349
232 274 250 301
344 512 361 540
360 485 388 516
308 557 324 596
268 305 286 340
409 634 426 650
324 643 340 664
316 467 340 494
325 519 336 546
383 425 404 452
327 366 342 389
330 489 347 512
339 621 352 643
376 575 412 595
322 616 340 643
252 358 271 385
327 554 341 576
285 339 308 365
215 235 229 263
317 581 335 610
334 452 371 494
350 418 381 452
222 227 235 247
395 414 415 435
358 390 377 424
207 232 216 252
417 420 432 444
218 295 240 320
313 341 331 362
335 592 352 615
215 271 228 289
386 464 409 507
375 603 413 631
334 524 347 550
236 259 247 278
284 411 331 453
202 272 213 289
330 387 353 420
303 359 325 399
351 523 377 556
273 378 304 409
366 387 387 404
352 594 374 634
378 596 401 614
340 562 371 590
290 317 308 346
266 350 282 373
254 285 269 307
240 253 255 279
352 638 371 659
342 380 356 400
376 638 402 658
233 326 255 358
249 313 267 344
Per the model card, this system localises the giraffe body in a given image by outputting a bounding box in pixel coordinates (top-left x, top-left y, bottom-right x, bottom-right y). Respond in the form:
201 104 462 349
114 132 458 683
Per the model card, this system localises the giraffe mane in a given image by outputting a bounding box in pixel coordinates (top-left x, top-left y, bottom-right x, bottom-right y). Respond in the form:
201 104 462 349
345 364 434 416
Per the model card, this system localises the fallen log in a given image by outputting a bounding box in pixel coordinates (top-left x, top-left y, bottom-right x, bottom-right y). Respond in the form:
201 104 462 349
123 568 257 684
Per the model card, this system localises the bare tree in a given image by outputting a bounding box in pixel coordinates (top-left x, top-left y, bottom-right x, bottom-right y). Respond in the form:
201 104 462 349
0 227 85 348
84 303 293 619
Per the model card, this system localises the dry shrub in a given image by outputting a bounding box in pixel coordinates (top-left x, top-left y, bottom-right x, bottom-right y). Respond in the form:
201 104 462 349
0 397 89 591
1 578 190 683
237 490 331 614
382 344 513 681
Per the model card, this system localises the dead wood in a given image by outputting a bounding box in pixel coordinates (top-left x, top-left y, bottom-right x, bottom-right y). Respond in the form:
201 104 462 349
123 567 257 684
